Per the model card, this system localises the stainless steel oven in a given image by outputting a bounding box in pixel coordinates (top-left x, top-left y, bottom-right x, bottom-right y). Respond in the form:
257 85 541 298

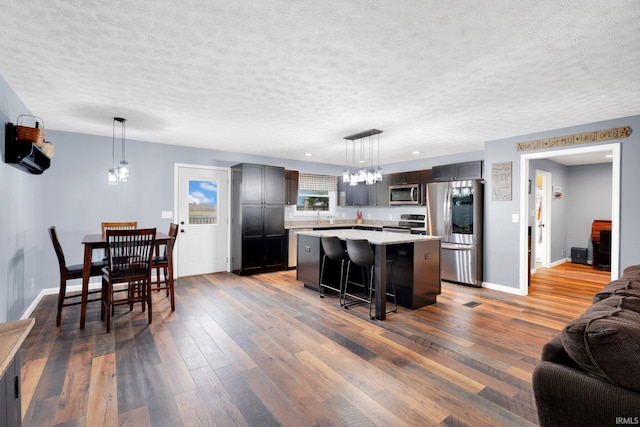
382 214 425 233
389 184 422 205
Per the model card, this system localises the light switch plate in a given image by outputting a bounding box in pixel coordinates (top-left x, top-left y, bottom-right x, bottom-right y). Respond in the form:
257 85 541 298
512 214 519 223
161 211 173 219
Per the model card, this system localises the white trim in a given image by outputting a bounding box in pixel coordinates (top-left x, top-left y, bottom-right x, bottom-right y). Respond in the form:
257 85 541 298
520 143 620 296
535 170 552 268
483 281 526 295
20 280 103 319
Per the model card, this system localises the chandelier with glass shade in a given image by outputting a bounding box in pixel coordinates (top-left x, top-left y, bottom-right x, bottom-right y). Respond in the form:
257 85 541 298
107 117 129 185
342 129 383 186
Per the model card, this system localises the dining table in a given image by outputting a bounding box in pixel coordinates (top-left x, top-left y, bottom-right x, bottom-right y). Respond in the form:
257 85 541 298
79 231 174 329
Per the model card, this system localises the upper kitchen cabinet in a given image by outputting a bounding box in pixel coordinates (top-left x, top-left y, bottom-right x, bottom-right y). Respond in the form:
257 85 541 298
284 170 299 205
432 161 483 181
391 171 422 185
421 169 433 185
239 163 285 204
339 181 370 206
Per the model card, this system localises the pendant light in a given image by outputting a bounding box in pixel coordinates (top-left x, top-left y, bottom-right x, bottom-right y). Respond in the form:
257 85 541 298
108 118 119 185
343 129 383 186
115 117 129 182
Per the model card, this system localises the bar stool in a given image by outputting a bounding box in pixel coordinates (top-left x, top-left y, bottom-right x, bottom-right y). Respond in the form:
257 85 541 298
319 236 349 304
344 239 397 319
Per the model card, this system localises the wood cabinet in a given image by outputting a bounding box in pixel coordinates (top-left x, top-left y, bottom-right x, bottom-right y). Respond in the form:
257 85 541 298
0 351 21 427
338 181 369 206
0 319 33 427
339 176 390 207
231 164 286 275
284 170 299 205
391 171 422 185
432 161 483 181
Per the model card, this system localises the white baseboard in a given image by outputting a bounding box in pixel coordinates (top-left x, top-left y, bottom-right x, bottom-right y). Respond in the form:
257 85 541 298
482 281 526 296
19 274 165 320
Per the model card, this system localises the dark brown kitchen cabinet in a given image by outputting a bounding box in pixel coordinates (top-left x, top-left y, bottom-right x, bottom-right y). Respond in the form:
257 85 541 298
338 181 370 206
373 174 391 206
231 163 285 275
391 171 422 185
284 170 299 205
1 351 21 427
432 161 483 181
338 175 390 206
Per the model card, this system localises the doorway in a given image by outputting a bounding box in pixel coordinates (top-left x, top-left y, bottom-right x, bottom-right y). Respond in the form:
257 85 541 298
534 170 552 268
519 143 620 295
174 164 230 277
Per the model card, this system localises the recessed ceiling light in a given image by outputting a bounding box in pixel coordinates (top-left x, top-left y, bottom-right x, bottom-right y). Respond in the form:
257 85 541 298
605 154 613 158
305 152 312 157
412 151 420 155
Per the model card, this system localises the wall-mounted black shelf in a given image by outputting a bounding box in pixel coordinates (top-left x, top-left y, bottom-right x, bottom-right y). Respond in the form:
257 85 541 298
4 122 51 174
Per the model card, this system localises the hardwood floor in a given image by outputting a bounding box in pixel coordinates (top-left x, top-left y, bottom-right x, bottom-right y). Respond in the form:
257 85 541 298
20 263 610 427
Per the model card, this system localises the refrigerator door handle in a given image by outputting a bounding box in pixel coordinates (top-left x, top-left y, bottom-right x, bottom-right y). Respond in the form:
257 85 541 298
442 244 473 251
444 185 451 236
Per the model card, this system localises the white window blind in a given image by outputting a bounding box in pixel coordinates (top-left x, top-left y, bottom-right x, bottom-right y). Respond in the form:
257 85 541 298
298 173 338 191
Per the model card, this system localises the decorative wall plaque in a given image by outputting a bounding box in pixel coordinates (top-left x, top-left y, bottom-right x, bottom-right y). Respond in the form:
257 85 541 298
491 161 512 201
516 126 631 152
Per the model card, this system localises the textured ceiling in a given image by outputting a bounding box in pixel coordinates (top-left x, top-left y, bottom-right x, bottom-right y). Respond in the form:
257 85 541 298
1 1 639 166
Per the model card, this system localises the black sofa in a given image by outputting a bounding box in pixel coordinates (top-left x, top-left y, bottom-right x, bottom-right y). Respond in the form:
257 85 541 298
533 265 640 427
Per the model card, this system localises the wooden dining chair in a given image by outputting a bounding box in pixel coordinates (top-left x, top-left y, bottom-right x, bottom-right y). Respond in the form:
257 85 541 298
100 222 138 262
101 221 137 235
49 226 106 327
101 228 156 333
151 223 179 311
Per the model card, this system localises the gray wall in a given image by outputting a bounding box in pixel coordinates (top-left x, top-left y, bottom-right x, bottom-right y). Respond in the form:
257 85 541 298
484 115 640 290
565 163 612 260
527 161 612 265
0 74 45 321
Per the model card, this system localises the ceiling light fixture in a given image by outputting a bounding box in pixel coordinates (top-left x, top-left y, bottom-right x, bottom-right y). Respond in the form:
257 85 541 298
342 129 383 186
115 117 129 182
108 118 119 185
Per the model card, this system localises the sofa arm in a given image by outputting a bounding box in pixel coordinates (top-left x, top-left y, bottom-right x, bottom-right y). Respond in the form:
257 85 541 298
533 361 640 427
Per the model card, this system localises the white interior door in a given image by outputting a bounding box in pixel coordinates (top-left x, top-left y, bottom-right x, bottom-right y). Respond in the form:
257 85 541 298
176 165 229 277
535 170 552 267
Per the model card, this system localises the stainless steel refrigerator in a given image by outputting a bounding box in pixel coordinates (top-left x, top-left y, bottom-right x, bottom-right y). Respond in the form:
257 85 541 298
426 180 483 287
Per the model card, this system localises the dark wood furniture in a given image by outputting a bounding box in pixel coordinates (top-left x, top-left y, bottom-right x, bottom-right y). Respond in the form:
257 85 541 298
101 228 156 333
591 219 612 270
49 226 106 327
101 221 137 235
0 319 34 427
432 160 483 181
80 231 174 329
151 223 179 311
284 170 299 205
231 163 286 275
297 230 441 320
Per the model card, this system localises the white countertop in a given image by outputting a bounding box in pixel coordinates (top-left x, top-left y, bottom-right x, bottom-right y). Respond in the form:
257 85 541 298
294 229 442 245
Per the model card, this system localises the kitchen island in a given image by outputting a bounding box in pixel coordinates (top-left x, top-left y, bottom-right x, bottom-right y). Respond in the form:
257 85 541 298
296 229 442 320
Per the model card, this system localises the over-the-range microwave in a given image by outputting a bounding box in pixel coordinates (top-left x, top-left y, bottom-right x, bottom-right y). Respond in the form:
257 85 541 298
389 184 422 205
